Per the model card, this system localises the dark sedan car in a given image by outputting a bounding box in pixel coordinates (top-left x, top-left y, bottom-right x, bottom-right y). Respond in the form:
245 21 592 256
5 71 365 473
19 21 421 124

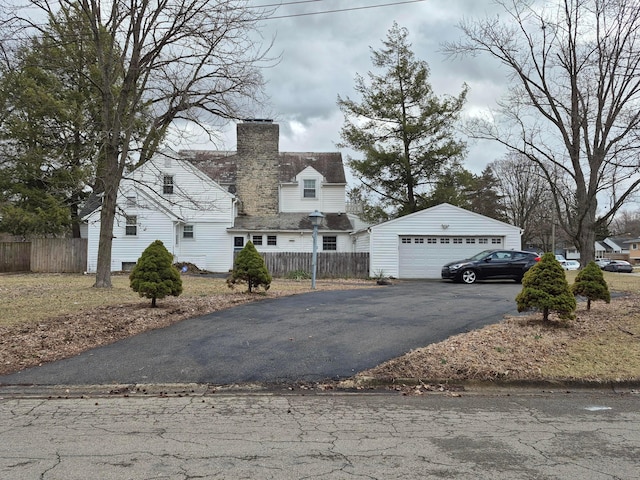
441 249 541 284
602 260 634 273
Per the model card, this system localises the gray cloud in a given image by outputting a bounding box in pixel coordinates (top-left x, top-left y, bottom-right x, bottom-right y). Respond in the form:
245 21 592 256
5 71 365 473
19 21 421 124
172 1 512 176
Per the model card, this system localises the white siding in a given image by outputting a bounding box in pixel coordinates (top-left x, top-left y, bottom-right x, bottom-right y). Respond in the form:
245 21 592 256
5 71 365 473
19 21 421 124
112 209 175 270
280 166 346 213
85 153 235 273
368 204 522 279
245 231 352 253
174 222 234 272
351 230 370 253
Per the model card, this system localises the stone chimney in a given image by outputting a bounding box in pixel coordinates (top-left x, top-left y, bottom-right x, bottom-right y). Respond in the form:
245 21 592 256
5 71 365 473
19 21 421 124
235 120 279 215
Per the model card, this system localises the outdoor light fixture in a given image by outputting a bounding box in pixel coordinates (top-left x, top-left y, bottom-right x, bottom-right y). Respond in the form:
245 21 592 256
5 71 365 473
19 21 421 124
309 210 324 289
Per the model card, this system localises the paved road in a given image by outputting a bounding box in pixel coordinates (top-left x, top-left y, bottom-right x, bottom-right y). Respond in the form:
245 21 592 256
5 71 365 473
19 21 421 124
0 281 523 386
0 388 638 479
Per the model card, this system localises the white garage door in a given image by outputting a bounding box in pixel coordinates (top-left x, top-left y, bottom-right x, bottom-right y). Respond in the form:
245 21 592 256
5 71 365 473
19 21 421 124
398 236 503 279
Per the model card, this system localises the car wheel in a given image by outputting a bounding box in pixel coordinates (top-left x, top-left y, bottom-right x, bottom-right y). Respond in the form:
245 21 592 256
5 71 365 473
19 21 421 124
460 269 477 284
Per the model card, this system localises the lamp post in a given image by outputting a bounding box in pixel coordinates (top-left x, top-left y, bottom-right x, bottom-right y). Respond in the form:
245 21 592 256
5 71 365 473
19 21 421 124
309 210 324 289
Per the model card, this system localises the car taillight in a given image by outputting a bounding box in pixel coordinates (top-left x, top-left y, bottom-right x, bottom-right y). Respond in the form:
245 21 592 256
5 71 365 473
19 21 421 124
535 256 541 262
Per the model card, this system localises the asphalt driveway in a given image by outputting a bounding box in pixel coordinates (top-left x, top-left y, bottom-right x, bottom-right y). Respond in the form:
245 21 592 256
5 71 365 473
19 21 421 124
0 280 524 386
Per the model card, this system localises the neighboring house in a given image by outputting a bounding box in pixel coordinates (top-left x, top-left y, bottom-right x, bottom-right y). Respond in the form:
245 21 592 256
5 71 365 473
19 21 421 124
563 242 607 263
602 236 632 261
352 203 523 279
623 238 640 264
83 120 360 273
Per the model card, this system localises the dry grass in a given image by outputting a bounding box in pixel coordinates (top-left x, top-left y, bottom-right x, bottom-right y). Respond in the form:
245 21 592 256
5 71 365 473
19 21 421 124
0 273 368 327
2 270 640 384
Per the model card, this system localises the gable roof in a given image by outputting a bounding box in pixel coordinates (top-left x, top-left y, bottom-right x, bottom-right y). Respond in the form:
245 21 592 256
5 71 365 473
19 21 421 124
228 212 353 232
603 236 633 251
370 203 522 232
178 150 346 184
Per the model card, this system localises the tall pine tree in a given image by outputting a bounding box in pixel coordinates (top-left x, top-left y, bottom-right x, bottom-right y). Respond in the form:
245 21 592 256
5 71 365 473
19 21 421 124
338 22 468 217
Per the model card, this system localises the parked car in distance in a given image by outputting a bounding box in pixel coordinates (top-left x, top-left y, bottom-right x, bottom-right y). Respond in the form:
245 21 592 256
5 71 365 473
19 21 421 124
595 258 612 268
602 260 634 273
560 260 580 271
441 249 541 284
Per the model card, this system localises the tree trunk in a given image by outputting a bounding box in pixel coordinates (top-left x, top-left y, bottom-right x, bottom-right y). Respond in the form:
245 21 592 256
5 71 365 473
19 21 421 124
93 153 121 288
151 296 157 308
577 200 597 267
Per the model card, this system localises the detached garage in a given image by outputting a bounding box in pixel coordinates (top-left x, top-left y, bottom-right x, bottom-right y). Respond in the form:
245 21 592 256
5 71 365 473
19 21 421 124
361 203 523 279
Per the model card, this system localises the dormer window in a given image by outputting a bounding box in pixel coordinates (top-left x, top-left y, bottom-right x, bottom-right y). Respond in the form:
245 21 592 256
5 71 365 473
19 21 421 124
303 179 316 198
163 175 174 194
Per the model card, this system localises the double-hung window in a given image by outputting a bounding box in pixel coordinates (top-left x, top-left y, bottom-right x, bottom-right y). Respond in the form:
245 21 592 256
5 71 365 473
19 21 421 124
322 236 337 251
183 225 194 239
125 215 137 236
303 179 316 198
163 175 174 194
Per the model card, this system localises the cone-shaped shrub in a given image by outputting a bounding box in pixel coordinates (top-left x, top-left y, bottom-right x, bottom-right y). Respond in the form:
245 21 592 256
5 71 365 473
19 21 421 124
516 252 576 322
572 261 610 310
129 240 183 307
227 241 272 293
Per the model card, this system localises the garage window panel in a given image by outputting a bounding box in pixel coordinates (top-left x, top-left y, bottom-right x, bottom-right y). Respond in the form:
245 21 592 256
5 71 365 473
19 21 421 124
401 237 411 244
479 238 488 244
492 238 502 244
440 238 450 244
427 238 437 244
466 238 476 244
453 238 463 244
414 238 424 243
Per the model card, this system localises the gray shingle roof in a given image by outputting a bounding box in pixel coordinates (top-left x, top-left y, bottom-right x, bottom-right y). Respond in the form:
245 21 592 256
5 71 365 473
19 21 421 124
228 213 353 232
178 150 346 184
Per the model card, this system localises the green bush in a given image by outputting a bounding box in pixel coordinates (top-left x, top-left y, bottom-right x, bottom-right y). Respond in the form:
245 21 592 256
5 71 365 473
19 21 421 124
227 241 272 293
516 252 576 322
572 261 610 310
129 240 183 307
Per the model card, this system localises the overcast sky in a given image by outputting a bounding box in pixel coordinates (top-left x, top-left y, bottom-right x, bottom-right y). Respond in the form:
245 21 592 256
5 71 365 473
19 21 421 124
170 0 511 180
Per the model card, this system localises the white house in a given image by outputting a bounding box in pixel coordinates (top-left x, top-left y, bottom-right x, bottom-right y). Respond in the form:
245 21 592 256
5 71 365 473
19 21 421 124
83 120 360 273
84 152 237 273
353 203 523 279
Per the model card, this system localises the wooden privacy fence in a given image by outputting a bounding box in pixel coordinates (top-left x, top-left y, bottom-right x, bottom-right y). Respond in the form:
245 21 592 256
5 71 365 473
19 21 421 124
0 238 87 273
0 242 30 272
258 252 369 278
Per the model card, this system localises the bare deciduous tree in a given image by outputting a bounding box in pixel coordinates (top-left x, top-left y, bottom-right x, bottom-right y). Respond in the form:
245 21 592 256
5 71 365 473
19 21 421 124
489 152 552 249
7 0 273 287
446 0 640 264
